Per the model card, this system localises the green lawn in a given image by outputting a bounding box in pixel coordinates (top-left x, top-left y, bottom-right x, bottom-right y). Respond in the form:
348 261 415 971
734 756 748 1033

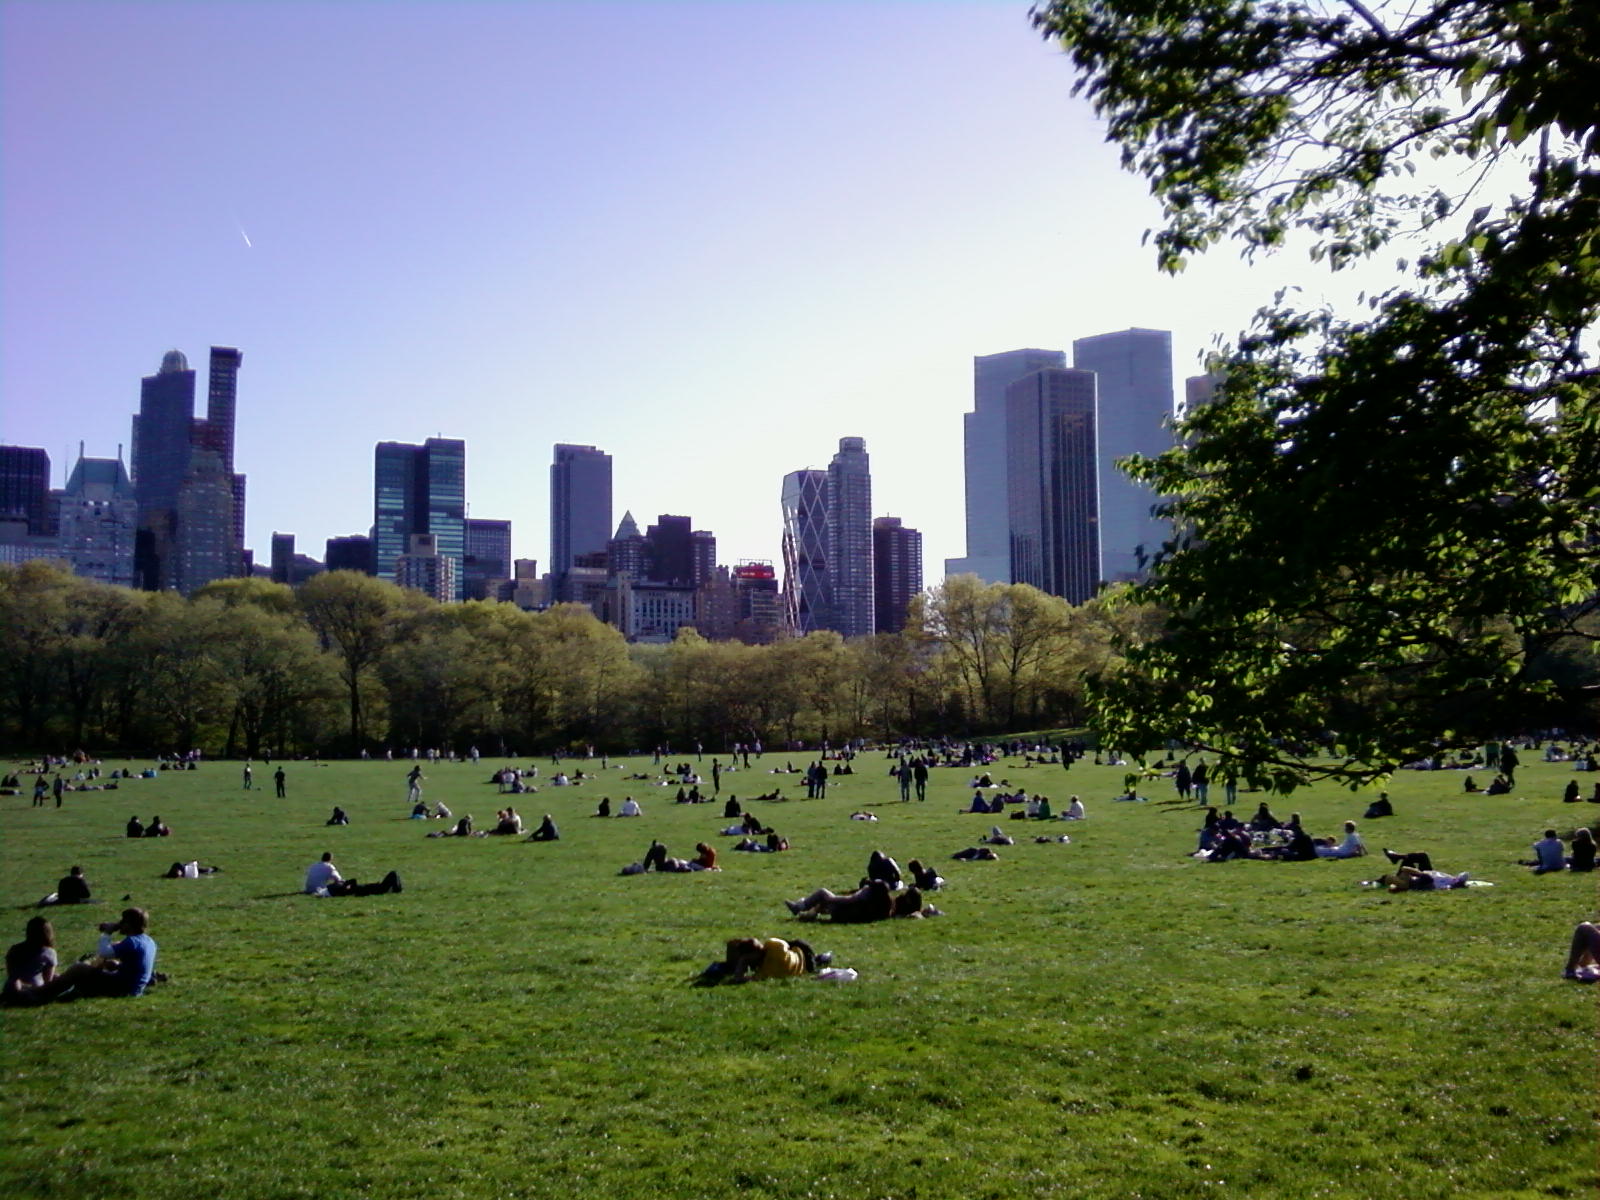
2 750 1595 1199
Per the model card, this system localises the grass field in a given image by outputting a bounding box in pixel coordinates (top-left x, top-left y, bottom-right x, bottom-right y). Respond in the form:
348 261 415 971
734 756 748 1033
2 749 1595 1199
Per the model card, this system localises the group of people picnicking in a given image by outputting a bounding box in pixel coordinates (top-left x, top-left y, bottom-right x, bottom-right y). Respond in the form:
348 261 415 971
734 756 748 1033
9 736 1600 1002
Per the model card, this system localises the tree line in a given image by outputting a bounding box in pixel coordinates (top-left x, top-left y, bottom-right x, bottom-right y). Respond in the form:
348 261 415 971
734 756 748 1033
0 562 1151 757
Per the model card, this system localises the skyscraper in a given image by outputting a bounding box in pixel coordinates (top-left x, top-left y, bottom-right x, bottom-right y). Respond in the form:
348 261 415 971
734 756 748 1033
129 347 245 593
780 469 829 634
1072 328 1174 583
947 349 1067 583
372 437 466 600
549 444 613 590
56 449 137 587
0 446 52 535
827 437 874 638
1007 367 1101 604
464 517 513 600
325 535 374 574
872 517 923 634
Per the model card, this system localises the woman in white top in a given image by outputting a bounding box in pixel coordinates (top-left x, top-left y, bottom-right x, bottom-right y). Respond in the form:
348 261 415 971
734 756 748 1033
1065 796 1086 820
617 797 642 817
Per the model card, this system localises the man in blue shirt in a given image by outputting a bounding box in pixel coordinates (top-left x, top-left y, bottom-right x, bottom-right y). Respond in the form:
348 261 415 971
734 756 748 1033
41 907 157 1000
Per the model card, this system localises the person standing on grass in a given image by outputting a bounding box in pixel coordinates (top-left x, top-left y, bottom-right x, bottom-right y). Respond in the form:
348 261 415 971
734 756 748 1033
913 757 928 801
53 774 65 807
242 763 253 790
32 776 47 806
407 764 424 805
274 766 286 799
1174 761 1192 802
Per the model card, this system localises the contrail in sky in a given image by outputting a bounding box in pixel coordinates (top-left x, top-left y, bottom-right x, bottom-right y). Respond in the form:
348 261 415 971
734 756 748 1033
240 228 253 249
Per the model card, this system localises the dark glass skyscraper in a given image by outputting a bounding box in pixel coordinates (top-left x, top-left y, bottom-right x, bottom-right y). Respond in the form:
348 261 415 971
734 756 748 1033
550 444 612 589
827 437 874 638
0 445 52 534
464 517 513 600
1007 368 1101 604
372 438 466 600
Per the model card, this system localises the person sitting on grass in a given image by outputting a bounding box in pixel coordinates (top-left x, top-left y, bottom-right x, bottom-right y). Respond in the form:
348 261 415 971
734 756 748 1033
1484 774 1512 795
1363 792 1395 819
865 850 901 887
326 806 350 826
785 878 894 924
1314 821 1366 858
1064 796 1085 820
38 865 92 907
1561 921 1600 981
617 797 642 817
1523 829 1567 873
432 801 451 821
304 852 402 896
488 808 523 836
1247 802 1281 831
723 796 742 818
1463 776 1481 793
143 815 171 838
1380 865 1471 892
36 907 158 1001
125 815 144 838
594 796 611 817
3 917 57 1006
1568 827 1596 872
526 813 560 842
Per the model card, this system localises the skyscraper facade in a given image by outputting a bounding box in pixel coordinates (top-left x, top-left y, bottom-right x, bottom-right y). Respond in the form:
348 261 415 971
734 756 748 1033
325 535 374 574
827 437 874 638
780 469 829 633
464 517 513 600
549 444 613 590
947 349 1067 583
872 516 923 634
0 446 53 535
56 451 137 587
1071 328 1174 583
1007 368 1101 604
129 347 245 593
372 437 466 600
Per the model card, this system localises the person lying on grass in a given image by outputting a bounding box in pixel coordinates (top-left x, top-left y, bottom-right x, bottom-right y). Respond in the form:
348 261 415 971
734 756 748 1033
162 861 221 878
1378 866 1472 892
720 936 821 980
732 832 788 852
785 879 896 923
427 815 473 838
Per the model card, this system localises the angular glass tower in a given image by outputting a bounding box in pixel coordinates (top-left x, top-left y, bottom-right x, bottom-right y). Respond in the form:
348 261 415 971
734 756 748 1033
781 469 829 634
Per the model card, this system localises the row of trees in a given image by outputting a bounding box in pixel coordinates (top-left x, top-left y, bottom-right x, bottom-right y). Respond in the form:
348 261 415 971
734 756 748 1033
0 562 1147 757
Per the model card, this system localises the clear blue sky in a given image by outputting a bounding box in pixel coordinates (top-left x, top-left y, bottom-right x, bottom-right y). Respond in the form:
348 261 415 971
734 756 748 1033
1 0 1314 579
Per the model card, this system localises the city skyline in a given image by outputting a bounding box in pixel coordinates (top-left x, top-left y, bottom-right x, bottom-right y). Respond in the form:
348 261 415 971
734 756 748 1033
0 4 1380 580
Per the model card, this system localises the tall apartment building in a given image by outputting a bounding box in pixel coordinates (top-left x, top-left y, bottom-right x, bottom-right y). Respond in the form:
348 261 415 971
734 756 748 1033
827 437 874 638
464 517 513 600
394 532 457 603
1007 367 1101 604
1071 328 1174 583
872 516 923 634
130 347 245 593
549 444 612 591
373 437 466 600
946 349 1067 583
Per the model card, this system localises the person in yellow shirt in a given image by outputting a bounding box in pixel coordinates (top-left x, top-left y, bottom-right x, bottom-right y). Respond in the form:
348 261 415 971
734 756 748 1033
724 936 814 980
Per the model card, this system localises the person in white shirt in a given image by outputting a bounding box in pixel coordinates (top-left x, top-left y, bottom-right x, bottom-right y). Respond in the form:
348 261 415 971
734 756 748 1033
1314 821 1366 858
1066 796 1086 820
304 852 342 894
617 797 642 817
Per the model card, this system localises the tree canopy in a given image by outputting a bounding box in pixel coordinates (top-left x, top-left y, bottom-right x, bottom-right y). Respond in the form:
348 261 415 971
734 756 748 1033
1032 0 1600 785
